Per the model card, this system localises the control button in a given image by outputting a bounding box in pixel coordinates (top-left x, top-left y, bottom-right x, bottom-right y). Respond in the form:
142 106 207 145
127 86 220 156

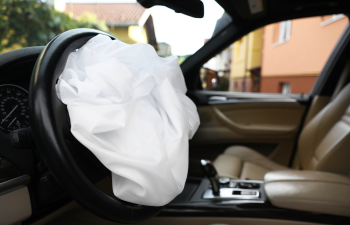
228 180 237 188
233 190 240 195
18 131 29 142
219 177 230 185
238 182 260 189
12 132 19 143
10 127 33 149
241 191 258 196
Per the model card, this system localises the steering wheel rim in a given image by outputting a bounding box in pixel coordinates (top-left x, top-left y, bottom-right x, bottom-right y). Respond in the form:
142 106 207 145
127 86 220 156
29 28 163 223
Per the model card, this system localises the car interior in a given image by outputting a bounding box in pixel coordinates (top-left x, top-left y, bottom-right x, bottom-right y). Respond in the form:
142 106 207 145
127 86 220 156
1 0 350 224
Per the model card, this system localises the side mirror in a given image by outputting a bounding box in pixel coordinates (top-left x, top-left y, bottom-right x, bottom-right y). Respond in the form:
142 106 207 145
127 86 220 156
200 68 220 90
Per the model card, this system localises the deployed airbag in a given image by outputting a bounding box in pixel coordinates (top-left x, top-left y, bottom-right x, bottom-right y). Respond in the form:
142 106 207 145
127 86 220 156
57 34 200 206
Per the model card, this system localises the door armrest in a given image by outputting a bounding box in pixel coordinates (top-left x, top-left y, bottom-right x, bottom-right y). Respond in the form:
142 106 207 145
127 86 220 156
264 170 350 217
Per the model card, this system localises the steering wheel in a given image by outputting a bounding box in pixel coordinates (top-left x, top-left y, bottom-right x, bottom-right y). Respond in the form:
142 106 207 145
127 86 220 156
29 29 163 223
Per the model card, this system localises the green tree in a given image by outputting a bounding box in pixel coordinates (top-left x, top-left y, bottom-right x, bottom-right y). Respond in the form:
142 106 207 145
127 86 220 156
0 0 109 52
178 54 192 64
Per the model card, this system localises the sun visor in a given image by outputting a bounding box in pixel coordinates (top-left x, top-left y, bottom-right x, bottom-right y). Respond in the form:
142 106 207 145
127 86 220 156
56 34 200 206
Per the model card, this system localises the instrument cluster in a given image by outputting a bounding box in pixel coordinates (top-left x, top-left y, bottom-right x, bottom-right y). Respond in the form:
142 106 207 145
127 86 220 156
0 84 30 132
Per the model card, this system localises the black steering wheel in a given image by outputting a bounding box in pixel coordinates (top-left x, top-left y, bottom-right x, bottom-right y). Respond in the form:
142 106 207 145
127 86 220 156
29 28 163 223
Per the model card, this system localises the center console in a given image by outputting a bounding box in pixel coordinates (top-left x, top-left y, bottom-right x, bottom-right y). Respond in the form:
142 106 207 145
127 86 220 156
203 179 263 201
169 159 266 204
190 159 266 203
160 160 350 225
169 176 266 204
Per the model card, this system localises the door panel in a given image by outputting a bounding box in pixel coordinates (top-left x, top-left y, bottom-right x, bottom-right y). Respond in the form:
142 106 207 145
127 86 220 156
188 93 307 177
212 103 304 136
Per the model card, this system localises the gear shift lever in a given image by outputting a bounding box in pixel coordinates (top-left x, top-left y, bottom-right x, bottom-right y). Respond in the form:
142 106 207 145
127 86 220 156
200 159 220 195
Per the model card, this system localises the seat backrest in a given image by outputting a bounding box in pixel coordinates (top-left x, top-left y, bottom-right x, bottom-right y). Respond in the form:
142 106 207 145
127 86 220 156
298 82 350 176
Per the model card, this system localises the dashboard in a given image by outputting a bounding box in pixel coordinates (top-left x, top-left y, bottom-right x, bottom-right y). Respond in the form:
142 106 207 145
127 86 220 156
0 46 73 224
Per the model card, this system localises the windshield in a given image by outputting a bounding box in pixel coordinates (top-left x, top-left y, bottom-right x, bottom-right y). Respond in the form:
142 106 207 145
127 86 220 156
0 0 230 63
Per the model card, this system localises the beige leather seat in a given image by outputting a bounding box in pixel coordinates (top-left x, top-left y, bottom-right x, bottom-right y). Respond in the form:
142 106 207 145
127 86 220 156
214 82 350 180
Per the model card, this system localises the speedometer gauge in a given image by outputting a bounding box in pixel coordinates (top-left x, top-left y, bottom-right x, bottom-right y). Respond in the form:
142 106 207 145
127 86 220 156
0 84 30 132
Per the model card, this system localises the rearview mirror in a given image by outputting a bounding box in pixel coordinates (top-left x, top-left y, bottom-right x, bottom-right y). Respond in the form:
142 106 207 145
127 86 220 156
137 0 204 18
200 68 220 90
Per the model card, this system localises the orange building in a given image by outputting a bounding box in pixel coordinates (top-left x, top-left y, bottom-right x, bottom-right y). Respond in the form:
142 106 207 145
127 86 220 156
65 3 157 47
260 15 348 94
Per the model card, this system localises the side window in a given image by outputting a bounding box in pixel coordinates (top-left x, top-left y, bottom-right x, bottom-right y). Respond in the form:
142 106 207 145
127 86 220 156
202 15 349 94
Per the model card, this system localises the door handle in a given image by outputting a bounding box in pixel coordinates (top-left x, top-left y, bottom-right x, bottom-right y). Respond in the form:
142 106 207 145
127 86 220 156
213 107 297 136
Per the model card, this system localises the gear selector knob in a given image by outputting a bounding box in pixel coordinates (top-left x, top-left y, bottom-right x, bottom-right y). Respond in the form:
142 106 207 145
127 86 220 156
200 159 220 195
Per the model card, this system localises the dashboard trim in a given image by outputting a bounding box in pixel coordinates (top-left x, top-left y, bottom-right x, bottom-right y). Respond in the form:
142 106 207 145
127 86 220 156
0 174 30 196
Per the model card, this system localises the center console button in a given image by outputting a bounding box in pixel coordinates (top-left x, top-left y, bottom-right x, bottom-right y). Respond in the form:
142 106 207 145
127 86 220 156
228 180 237 188
241 191 258 196
238 182 260 189
219 177 230 185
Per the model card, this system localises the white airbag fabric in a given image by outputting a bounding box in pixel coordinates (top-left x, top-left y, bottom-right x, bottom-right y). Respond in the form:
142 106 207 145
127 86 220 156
57 34 200 206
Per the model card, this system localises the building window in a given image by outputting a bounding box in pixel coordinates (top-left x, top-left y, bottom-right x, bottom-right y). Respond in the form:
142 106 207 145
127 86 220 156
238 39 245 59
321 14 345 26
281 83 291 94
273 20 291 47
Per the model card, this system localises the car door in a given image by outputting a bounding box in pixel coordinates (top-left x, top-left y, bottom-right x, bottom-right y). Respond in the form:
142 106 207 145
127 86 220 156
188 92 307 177
184 13 349 177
